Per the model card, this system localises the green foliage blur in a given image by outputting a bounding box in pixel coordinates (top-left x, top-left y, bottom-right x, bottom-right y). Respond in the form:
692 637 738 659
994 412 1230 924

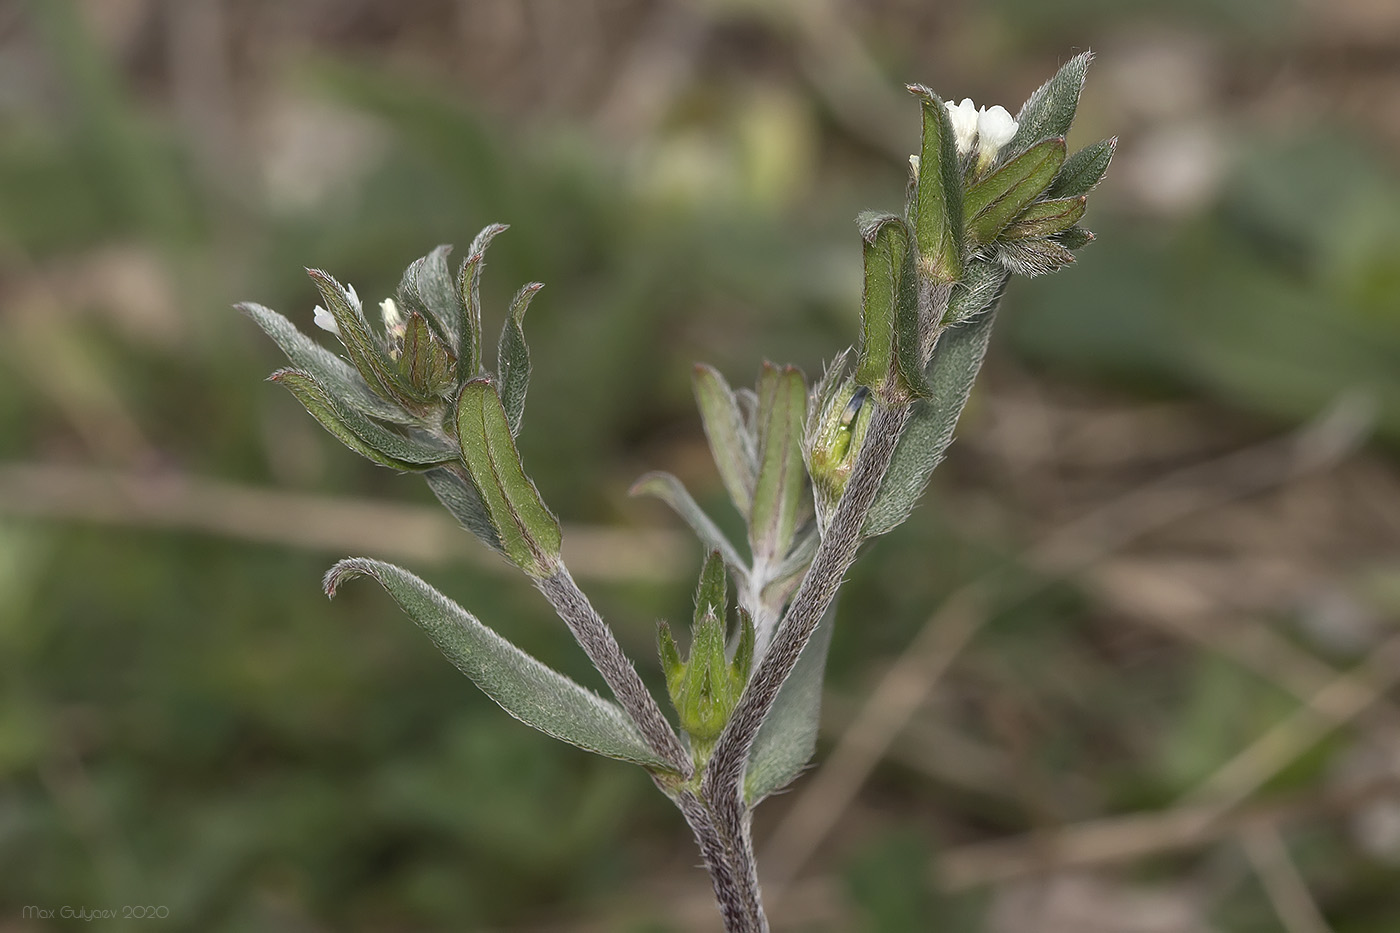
3 1 1399 930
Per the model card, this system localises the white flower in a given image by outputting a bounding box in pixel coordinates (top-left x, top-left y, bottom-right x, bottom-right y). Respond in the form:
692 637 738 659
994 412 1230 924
345 283 361 312
312 304 339 335
380 297 403 332
976 105 1018 162
944 98 979 156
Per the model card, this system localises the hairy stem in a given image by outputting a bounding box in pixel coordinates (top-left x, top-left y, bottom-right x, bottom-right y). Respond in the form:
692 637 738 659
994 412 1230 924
677 792 767 932
701 401 913 825
536 567 691 774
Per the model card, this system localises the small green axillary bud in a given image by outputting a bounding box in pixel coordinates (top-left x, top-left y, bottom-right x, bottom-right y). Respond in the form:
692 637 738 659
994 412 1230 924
658 551 755 748
807 380 874 526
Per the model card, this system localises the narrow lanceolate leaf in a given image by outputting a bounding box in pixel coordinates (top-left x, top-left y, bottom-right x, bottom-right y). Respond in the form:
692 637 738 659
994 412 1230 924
456 223 509 379
906 84 964 283
865 306 1000 536
271 369 458 469
628 471 746 575
694 550 729 625
455 378 561 577
397 245 461 348
855 213 923 400
745 601 836 803
693 364 756 517
1046 137 1116 199
325 558 669 768
424 467 501 550
994 238 1077 277
308 269 435 416
1001 196 1086 240
1004 51 1093 159
497 283 541 436
750 364 809 566
397 311 457 398
964 137 1066 245
1057 225 1095 250
236 302 413 424
944 260 1009 327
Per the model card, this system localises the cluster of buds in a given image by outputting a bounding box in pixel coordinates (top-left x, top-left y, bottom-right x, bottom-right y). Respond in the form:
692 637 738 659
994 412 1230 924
805 53 1113 532
657 551 755 753
240 225 563 579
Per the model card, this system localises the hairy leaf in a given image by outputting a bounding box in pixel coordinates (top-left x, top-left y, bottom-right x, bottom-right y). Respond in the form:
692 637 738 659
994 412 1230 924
325 558 669 768
865 306 1000 536
397 244 460 348
424 467 501 550
498 282 541 436
309 268 435 415
906 85 964 282
750 364 808 566
1005 51 1093 158
629 471 746 575
964 138 1066 245
237 302 414 424
693 364 756 517
1001 196 1086 240
944 260 1009 327
271 369 457 469
455 378 562 577
457 223 509 378
397 311 457 397
1046 137 1116 199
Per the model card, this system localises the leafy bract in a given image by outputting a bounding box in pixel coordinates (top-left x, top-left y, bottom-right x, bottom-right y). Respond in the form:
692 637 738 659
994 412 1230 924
326 558 670 768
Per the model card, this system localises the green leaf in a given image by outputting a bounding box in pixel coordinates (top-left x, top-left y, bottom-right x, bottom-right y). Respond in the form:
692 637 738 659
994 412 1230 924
945 260 1009 327
854 213 900 391
1004 51 1093 158
854 214 924 400
237 302 414 424
423 467 501 550
693 549 729 626
1056 225 1095 250
750 364 809 565
397 244 461 348
628 471 746 575
270 369 457 470
325 558 669 768
1001 196 1087 240
994 238 1077 277
308 268 436 416
906 85 964 283
745 602 836 803
457 223 509 378
693 364 757 518
1046 137 1116 199
455 378 562 577
964 137 1067 245
397 311 457 398
497 282 541 436
865 306 999 536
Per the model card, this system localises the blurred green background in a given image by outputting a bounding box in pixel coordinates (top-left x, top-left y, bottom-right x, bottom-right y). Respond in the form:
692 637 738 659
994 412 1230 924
2 1 1399 930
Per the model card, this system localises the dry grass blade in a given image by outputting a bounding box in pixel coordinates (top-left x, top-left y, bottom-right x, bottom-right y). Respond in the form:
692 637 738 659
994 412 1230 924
1241 824 1336 933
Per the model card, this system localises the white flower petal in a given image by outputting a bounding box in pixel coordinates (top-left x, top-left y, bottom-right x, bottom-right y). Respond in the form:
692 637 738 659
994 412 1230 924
312 304 340 335
380 297 403 331
944 97 980 156
344 283 361 312
976 105 1018 159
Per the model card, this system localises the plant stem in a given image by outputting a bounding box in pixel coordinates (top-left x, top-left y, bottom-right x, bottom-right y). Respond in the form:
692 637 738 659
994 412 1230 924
677 791 767 932
703 402 910 806
537 567 692 774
